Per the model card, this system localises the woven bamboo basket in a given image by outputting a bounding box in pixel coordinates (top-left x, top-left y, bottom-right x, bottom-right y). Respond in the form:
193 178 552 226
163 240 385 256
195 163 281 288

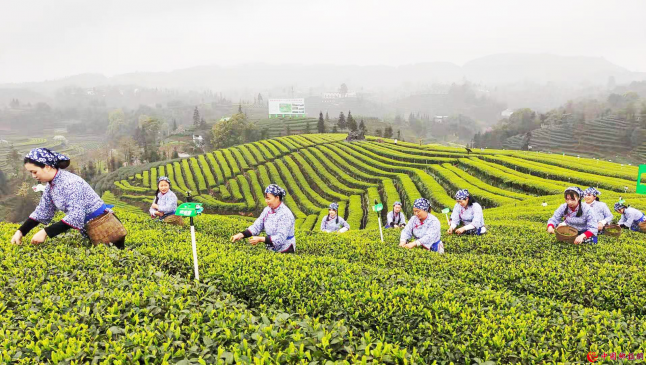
86 212 127 246
163 214 185 226
555 225 578 243
604 224 622 237
639 221 646 233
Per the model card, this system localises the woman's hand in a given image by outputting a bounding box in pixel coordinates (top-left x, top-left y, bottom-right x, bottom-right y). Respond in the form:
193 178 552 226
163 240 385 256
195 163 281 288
455 227 466 235
11 230 23 245
154 211 164 217
151 203 159 209
231 233 244 242
557 222 567 227
547 226 555 234
248 236 265 245
597 222 605 231
446 227 454 234
398 240 407 247
31 229 48 245
573 234 586 245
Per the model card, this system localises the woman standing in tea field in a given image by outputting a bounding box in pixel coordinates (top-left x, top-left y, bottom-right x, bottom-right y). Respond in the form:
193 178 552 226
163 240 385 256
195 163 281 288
231 184 296 253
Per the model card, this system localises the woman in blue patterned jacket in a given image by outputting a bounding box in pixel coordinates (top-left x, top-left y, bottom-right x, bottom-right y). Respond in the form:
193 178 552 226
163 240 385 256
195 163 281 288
231 184 296 253
399 198 443 253
582 187 614 233
149 176 179 221
615 201 646 232
547 187 598 244
320 203 350 233
11 148 126 248
447 189 486 235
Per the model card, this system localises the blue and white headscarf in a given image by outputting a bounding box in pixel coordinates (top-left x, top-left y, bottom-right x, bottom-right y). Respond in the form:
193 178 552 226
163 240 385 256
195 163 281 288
454 189 470 200
265 184 286 198
565 186 584 198
329 203 339 211
614 202 627 212
584 187 601 197
393 201 402 207
413 198 431 212
157 176 172 188
25 148 70 168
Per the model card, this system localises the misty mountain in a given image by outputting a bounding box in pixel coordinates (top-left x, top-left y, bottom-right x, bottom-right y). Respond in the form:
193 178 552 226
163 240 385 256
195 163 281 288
3 53 645 96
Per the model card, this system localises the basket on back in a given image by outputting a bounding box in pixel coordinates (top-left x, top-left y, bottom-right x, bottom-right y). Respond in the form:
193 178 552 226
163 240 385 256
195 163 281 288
86 212 127 246
639 221 646 233
555 225 578 244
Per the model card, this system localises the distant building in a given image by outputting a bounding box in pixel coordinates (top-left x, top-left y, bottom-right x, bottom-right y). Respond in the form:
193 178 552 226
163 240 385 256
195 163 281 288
322 92 357 103
501 109 515 119
192 135 204 147
434 115 449 123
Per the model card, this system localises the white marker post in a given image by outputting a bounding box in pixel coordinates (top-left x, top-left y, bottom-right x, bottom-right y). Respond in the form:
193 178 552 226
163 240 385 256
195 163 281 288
372 199 384 242
442 207 451 226
175 191 204 282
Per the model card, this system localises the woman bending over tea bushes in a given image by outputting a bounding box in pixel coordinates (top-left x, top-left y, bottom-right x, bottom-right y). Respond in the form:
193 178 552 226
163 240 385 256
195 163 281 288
447 189 486 235
11 148 126 248
399 198 443 253
231 184 296 253
614 201 646 232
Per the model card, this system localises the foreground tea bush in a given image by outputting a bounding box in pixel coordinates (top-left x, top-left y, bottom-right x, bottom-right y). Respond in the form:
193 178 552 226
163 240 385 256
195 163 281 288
0 222 421 364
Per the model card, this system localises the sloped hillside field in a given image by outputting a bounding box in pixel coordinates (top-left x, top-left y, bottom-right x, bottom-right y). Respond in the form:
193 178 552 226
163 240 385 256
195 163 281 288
2 134 646 363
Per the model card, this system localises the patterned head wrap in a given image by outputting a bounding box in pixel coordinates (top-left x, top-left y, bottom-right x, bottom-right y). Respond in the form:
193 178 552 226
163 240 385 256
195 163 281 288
614 202 627 212
329 203 339 211
157 176 171 187
264 184 286 198
413 198 431 212
584 187 601 197
564 186 583 198
454 189 470 200
25 148 70 168
392 201 402 207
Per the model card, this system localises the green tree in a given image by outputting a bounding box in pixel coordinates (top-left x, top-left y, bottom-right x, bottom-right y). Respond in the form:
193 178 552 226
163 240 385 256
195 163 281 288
317 112 326 133
193 107 200 126
359 119 366 133
332 125 338 133
339 83 348 95
305 121 311 134
347 111 357 131
384 126 393 138
375 129 382 137
337 112 347 130
107 109 127 141
211 113 257 149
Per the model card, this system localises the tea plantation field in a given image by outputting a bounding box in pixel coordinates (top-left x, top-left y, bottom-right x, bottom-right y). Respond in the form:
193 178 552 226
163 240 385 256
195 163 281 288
2 134 646 363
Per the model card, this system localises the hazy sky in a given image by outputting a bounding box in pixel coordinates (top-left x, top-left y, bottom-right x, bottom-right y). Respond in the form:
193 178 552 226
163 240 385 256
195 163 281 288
1 0 644 83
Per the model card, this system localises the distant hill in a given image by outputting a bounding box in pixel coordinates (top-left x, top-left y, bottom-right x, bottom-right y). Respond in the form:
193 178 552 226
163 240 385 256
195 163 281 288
2 54 645 94
502 115 646 164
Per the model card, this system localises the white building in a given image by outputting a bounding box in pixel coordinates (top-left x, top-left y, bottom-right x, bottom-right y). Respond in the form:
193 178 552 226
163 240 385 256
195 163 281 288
501 109 515 119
